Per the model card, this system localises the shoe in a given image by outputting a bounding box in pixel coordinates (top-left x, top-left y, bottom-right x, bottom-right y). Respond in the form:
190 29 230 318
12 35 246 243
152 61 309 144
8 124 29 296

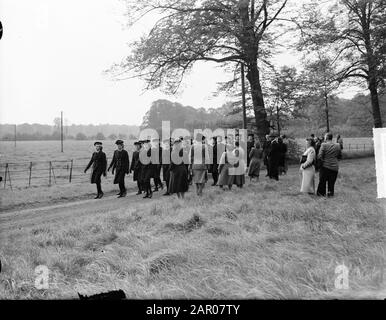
163 192 170 196
160 184 164 190
316 192 325 197
98 192 104 199
116 192 121 196
136 191 142 195
118 192 126 198
94 194 100 199
143 194 149 198
148 193 152 199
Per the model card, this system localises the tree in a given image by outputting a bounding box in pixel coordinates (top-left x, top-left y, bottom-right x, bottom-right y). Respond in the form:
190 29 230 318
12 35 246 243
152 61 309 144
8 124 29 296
265 66 303 135
299 0 386 128
108 133 117 140
300 51 341 132
109 0 290 142
95 132 106 140
75 132 87 140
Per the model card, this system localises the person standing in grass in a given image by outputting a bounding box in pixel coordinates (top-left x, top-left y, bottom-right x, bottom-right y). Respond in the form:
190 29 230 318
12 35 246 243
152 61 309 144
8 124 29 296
248 141 263 182
141 140 155 199
84 141 107 199
277 136 287 175
262 134 272 177
316 132 342 197
169 139 189 199
300 138 316 195
161 139 172 196
268 135 280 181
108 139 130 198
217 144 236 190
232 142 246 188
130 141 142 195
189 133 210 196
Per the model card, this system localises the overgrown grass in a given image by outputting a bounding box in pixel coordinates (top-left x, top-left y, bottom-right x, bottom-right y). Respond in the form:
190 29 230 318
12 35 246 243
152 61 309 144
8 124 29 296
0 158 385 299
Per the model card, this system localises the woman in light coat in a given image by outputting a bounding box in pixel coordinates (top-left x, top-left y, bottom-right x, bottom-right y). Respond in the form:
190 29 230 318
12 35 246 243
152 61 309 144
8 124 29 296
217 144 236 190
300 138 316 194
232 143 246 188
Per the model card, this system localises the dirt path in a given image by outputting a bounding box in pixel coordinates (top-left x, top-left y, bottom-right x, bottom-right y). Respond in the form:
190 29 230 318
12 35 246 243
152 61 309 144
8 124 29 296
0 190 165 234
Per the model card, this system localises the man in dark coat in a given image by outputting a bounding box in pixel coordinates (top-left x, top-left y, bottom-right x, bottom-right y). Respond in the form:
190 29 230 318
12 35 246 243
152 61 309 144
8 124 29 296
151 138 163 191
268 136 280 181
277 136 287 175
108 139 130 198
208 136 220 186
141 140 155 198
262 135 272 177
130 141 142 195
161 139 172 196
247 134 255 167
84 141 107 199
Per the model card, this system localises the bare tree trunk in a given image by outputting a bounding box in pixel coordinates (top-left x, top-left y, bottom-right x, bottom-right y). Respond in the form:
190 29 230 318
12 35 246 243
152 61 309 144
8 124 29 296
247 62 270 142
276 104 281 136
363 18 383 128
368 77 383 128
324 93 330 132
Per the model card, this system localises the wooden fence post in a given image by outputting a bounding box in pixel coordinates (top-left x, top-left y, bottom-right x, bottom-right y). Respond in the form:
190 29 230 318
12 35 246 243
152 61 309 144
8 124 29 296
69 159 73 183
3 163 7 189
28 162 32 187
49 161 52 185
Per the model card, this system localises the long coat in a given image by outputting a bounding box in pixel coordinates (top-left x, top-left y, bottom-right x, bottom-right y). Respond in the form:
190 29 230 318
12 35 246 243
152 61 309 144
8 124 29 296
169 149 189 194
108 149 130 184
130 150 142 181
85 151 107 184
141 148 156 182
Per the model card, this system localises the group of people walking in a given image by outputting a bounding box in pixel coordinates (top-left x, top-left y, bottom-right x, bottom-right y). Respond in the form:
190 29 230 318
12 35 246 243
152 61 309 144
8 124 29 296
84 131 342 200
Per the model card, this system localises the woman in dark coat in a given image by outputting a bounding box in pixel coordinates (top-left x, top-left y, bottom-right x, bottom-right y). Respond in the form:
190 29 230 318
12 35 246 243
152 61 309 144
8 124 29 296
141 140 156 199
162 139 172 196
169 139 189 199
130 141 142 195
84 141 107 199
277 137 287 175
108 139 130 198
248 141 263 181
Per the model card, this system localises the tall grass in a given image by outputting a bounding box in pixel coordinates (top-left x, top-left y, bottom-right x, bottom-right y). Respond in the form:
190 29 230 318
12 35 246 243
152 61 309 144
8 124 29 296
0 158 385 299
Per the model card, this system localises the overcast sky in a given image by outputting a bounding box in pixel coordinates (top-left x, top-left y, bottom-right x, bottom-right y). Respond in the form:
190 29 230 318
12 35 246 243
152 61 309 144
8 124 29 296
0 0 359 126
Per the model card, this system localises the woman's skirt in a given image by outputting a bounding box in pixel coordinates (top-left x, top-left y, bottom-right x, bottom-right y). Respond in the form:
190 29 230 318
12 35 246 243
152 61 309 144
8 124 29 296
169 165 189 194
248 159 261 178
300 165 315 193
217 163 234 186
233 174 245 186
192 167 207 184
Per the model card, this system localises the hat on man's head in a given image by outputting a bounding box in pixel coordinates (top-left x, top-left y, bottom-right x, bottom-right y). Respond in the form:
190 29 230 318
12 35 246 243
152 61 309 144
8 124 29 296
115 139 124 145
134 141 141 146
94 141 102 146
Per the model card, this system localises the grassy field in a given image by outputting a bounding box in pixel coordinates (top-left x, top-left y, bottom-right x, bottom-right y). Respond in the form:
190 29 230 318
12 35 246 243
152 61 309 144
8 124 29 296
0 157 385 299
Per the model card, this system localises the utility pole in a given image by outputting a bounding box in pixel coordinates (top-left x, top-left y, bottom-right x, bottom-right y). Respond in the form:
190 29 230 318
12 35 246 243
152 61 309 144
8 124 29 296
61 111 64 152
241 63 247 130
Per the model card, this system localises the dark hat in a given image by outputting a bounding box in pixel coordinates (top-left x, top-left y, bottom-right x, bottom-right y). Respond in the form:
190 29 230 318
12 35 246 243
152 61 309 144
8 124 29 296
173 138 182 144
134 141 141 146
94 141 102 146
115 139 124 145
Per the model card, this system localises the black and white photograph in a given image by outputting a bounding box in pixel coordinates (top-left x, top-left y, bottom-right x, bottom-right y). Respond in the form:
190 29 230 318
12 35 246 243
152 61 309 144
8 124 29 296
0 0 385 308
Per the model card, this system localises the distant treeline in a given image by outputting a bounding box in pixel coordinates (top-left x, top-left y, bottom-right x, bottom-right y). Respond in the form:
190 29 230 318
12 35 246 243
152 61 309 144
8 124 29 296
142 94 385 138
0 124 140 141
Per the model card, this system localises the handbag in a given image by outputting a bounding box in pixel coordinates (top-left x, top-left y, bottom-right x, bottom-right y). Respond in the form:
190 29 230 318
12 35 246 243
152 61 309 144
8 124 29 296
300 155 307 164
